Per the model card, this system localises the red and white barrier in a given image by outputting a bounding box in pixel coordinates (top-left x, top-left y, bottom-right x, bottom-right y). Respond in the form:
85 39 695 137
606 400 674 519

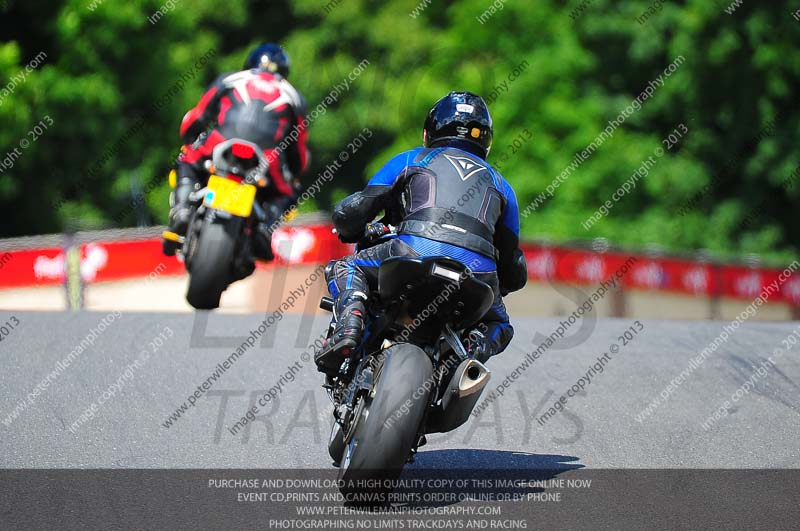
522 244 800 306
1 227 797 306
0 224 350 289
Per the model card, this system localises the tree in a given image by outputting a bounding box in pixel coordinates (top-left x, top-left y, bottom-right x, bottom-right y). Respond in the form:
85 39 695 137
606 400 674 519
0 0 797 265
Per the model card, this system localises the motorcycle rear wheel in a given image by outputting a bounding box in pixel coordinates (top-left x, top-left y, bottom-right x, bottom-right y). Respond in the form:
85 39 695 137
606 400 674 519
186 216 237 310
328 419 345 465
337 343 433 497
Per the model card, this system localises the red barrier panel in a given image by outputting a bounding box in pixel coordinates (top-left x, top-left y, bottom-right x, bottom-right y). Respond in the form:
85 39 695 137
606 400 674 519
522 244 799 305
1 229 797 306
0 247 65 288
269 224 352 266
0 224 351 289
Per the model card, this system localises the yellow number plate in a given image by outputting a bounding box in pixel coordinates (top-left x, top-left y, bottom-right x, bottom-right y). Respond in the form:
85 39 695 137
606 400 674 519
204 175 257 217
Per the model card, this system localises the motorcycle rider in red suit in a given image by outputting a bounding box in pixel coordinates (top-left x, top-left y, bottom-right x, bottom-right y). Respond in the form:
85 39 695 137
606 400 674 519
164 44 309 260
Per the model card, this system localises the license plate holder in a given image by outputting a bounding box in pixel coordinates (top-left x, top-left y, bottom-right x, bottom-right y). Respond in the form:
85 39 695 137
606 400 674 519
204 175 256 217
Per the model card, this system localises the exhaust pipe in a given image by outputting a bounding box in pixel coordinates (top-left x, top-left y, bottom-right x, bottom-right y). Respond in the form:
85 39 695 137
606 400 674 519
442 359 491 410
427 359 491 433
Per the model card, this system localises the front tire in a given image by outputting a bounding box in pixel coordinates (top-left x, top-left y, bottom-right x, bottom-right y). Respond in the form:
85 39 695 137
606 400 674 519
186 216 238 310
338 343 434 492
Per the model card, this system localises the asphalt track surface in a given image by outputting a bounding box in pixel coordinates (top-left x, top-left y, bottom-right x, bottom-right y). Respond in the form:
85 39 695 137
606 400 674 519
3 310 799 470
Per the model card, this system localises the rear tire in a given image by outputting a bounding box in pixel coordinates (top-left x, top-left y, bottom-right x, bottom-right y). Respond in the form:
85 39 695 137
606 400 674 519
328 420 345 465
338 343 433 496
186 217 237 310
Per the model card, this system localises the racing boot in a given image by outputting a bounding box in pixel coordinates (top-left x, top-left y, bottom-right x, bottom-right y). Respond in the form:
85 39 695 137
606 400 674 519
464 328 494 364
163 163 199 256
315 290 367 374
252 201 281 261
251 224 275 261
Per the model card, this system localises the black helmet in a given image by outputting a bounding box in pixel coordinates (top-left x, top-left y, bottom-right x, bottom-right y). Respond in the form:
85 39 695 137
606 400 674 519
244 43 290 78
423 91 493 158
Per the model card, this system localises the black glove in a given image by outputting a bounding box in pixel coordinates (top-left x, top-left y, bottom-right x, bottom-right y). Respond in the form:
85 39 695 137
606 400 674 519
358 222 391 247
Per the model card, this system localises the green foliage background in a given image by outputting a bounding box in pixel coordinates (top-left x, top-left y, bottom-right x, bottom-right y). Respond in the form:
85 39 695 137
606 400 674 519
0 0 798 264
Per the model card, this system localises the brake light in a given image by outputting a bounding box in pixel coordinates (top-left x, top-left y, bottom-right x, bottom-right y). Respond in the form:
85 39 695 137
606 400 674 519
231 142 256 159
